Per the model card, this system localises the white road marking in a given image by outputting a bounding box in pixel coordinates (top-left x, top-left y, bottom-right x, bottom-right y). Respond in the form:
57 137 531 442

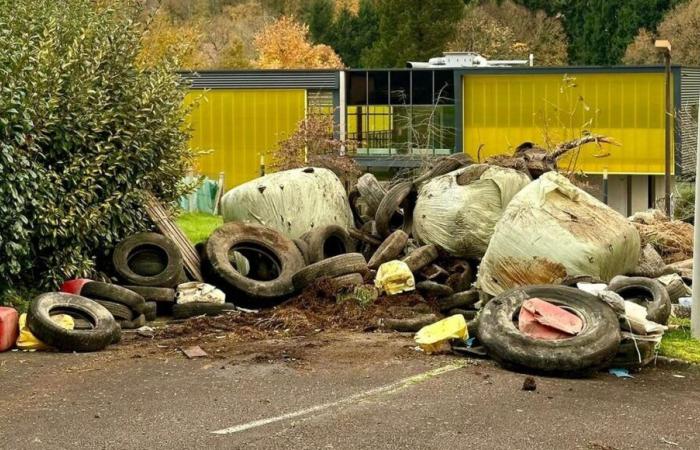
211 361 467 435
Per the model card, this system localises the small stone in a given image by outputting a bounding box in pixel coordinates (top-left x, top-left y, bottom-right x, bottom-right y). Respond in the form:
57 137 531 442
94 413 101 419
522 376 537 391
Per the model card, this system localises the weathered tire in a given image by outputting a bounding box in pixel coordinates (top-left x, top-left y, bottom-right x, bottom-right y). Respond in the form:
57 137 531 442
172 302 237 319
414 153 472 185
292 253 368 291
205 222 304 303
608 338 657 369
293 238 311 265
302 225 356 264
416 281 453 298
374 181 416 238
368 230 409 269
402 245 439 273
437 289 479 312
144 301 157 321
476 285 621 375
333 272 365 287
357 173 387 218
384 314 439 332
80 281 146 314
118 314 146 330
607 276 671 325
94 299 134 321
113 232 183 287
122 285 176 303
28 293 118 352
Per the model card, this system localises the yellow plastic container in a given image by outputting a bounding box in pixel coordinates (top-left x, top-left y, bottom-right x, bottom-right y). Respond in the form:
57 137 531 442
414 314 468 354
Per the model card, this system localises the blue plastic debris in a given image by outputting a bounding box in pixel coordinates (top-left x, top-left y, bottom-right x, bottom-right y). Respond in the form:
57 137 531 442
609 368 634 378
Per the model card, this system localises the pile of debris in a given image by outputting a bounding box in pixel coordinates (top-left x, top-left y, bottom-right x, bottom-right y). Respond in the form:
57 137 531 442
0 150 694 379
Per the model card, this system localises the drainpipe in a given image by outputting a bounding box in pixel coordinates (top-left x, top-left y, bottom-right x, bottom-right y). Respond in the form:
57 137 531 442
691 99 700 338
339 70 347 156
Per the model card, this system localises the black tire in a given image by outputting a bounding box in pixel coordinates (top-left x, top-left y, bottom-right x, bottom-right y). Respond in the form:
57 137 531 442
94 299 134 321
113 232 183 287
122 285 176 303
172 302 237 319
437 289 479 312
368 230 408 269
302 225 356 264
416 281 454 298
333 272 364 287
80 281 146 314
204 222 305 303
51 309 121 344
292 253 368 291
144 301 157 321
118 314 146 330
374 181 416 238
476 285 621 376
293 238 311 265
28 293 117 352
356 173 386 218
607 276 671 325
414 153 472 185
402 245 439 273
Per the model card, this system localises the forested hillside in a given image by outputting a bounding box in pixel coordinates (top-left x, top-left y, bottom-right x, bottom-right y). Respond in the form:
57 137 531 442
136 0 697 69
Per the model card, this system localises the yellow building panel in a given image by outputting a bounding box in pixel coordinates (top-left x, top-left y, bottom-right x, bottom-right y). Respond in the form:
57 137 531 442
462 73 671 174
185 89 306 189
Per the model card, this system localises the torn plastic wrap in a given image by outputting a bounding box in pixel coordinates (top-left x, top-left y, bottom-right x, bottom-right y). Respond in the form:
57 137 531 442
477 172 640 296
412 165 531 258
220 167 354 239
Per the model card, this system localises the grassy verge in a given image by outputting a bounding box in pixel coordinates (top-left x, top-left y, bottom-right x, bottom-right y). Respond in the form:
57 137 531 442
176 212 223 245
659 317 700 363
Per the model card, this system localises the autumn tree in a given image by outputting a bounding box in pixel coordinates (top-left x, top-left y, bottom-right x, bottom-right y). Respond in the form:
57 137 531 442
624 0 700 65
449 1 567 65
253 15 344 69
136 8 205 69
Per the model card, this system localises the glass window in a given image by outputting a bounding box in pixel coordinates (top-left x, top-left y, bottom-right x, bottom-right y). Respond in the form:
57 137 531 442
367 71 389 104
434 70 455 104
390 71 410 105
412 70 433 105
347 72 367 105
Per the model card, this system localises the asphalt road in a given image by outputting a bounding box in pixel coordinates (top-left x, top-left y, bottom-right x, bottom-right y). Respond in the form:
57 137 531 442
1 332 698 449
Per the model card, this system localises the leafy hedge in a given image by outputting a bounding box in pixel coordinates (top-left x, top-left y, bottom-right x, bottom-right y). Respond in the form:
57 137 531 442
0 0 193 297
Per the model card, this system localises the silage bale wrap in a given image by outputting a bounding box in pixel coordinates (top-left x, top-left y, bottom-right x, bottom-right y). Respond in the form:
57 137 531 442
477 172 641 296
412 164 531 258
220 167 354 239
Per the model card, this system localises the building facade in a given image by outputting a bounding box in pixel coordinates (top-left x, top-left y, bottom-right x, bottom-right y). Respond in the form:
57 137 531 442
183 66 700 215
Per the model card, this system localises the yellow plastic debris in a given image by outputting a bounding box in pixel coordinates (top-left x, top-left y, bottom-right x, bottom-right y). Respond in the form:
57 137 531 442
16 313 74 351
415 314 468 354
374 260 415 295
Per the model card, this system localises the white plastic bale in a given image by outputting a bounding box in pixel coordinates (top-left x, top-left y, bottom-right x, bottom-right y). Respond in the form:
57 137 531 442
477 172 641 296
220 167 354 239
412 165 531 258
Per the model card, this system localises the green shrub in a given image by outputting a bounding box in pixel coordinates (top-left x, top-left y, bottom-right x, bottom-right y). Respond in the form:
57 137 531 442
674 182 694 222
0 0 193 298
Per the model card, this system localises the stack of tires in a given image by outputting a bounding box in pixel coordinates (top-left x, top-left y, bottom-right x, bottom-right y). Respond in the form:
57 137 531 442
110 232 182 325
202 222 368 309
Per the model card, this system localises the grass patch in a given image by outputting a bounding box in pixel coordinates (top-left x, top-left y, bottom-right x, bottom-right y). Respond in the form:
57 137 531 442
659 317 700 363
176 212 222 244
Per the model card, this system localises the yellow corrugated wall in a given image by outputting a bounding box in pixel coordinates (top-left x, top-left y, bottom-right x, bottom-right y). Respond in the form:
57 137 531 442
185 89 307 189
462 72 672 174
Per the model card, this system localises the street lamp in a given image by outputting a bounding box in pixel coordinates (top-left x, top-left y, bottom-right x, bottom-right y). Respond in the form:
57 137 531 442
655 40 672 216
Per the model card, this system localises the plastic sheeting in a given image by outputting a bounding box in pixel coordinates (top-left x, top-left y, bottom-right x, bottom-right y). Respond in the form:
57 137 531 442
478 172 641 296
180 177 219 214
412 165 531 258
220 167 354 239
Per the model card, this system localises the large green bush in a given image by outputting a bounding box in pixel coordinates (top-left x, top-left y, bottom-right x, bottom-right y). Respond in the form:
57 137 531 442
0 0 193 297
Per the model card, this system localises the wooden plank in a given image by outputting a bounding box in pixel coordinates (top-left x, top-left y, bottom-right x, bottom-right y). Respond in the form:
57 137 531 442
144 192 204 282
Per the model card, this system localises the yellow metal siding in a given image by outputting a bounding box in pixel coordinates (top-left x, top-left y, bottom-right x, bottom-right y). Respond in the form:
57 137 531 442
462 73 672 174
186 89 307 189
